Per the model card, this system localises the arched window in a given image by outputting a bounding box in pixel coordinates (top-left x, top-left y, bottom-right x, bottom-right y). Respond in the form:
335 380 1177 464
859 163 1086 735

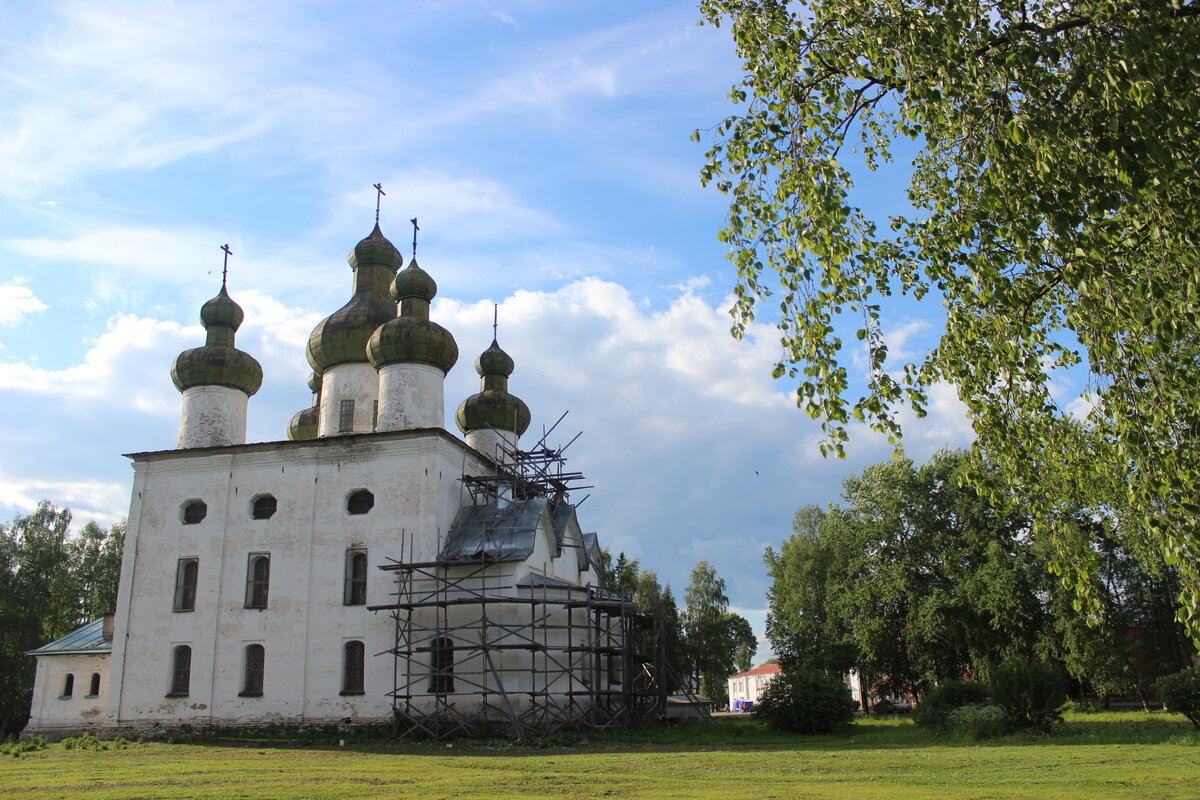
61 673 74 698
430 636 454 695
88 672 101 697
169 645 191 696
344 550 368 605
245 554 270 609
174 558 198 611
251 494 277 520
182 500 207 524
342 640 365 695
241 644 265 696
346 490 374 515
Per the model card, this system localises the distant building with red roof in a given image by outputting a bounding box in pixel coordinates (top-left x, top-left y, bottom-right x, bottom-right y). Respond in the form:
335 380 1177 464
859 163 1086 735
727 662 782 711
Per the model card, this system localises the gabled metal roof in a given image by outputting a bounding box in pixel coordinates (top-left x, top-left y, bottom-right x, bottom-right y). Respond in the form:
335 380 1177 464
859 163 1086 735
26 617 112 656
440 497 549 562
515 572 575 590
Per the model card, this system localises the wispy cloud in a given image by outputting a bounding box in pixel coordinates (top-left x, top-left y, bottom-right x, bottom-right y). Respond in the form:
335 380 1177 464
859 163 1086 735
0 285 48 324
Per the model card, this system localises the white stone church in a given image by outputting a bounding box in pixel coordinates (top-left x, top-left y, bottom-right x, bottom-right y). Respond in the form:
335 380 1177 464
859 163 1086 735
24 214 651 739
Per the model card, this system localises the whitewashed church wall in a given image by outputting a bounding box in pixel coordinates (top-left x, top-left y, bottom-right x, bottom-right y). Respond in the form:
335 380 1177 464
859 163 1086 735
107 432 493 730
25 654 110 734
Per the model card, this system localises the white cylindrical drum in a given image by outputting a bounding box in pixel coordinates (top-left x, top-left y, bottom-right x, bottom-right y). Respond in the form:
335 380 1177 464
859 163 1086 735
465 428 519 462
377 362 445 431
178 385 249 448
318 363 380 437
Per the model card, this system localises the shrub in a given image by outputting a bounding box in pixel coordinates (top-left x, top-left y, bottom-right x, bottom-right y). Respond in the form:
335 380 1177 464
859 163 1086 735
753 668 856 734
914 681 990 731
988 657 1067 732
1 735 46 755
946 704 1007 740
1155 667 1200 730
62 732 107 751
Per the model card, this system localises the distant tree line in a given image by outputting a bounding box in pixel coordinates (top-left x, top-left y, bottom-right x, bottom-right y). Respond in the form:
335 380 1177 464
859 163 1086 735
603 553 756 707
0 502 125 737
766 450 1196 707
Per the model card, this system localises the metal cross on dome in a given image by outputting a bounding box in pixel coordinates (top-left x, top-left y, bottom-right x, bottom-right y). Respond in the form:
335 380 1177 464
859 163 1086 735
373 183 385 224
411 217 419 261
220 244 232 287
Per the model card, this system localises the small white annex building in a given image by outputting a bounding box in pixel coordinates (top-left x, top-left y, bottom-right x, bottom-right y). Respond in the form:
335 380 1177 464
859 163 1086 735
727 662 781 711
24 214 658 739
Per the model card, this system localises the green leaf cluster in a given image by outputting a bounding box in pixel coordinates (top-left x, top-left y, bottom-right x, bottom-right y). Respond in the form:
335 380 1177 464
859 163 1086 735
700 0 1200 638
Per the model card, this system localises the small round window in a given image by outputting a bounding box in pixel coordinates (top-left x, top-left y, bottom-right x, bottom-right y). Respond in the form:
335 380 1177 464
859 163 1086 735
182 500 207 525
251 495 277 520
346 490 374 515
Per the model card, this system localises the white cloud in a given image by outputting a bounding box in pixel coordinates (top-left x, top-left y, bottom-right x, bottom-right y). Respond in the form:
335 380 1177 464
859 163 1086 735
0 475 127 528
0 285 48 323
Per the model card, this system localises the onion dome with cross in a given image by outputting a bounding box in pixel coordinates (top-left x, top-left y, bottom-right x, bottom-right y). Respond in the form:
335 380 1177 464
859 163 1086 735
305 223 403 372
172 283 262 396
456 334 531 438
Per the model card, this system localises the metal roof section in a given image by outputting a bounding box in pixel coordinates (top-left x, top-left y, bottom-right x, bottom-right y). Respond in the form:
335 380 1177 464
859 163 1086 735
550 501 589 571
515 572 575 590
440 497 550 562
27 617 112 656
581 531 606 586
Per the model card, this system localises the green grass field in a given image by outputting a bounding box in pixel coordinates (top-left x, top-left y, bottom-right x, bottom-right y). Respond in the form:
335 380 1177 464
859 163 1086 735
2 712 1198 800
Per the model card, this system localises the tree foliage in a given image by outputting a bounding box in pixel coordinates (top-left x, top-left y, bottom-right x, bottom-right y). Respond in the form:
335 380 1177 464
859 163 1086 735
682 560 756 706
601 550 688 690
767 451 1046 697
699 0 1200 635
765 450 1194 702
0 502 125 737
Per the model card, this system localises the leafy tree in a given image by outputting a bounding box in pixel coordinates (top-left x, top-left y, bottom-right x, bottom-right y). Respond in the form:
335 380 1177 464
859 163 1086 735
766 451 1048 698
1046 528 1193 707
698 0 1200 636
727 612 758 674
0 502 125 737
764 505 857 674
682 560 747 706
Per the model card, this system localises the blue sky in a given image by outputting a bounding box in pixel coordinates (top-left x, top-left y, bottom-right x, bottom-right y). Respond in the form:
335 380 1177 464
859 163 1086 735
0 1 978 659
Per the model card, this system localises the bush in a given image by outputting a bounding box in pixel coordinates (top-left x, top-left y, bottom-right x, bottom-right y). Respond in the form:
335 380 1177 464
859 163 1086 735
1 735 46 756
61 732 107 751
988 657 1067 732
753 668 857 734
946 704 1007 740
914 681 990 731
1155 667 1200 730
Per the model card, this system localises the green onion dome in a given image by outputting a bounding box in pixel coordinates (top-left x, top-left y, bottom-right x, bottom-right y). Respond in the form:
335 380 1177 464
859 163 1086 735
288 405 319 441
287 372 322 440
306 224 401 372
172 285 264 396
455 339 531 435
365 259 459 373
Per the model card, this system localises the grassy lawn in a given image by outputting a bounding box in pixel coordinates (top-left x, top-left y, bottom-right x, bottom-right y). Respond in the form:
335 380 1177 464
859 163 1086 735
2 712 1197 800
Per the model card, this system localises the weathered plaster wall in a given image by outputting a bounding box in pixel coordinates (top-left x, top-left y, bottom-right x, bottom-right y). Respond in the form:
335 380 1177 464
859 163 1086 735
318 363 379 437
26 654 110 735
377 363 446 432
178 386 249 448
107 432 493 729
